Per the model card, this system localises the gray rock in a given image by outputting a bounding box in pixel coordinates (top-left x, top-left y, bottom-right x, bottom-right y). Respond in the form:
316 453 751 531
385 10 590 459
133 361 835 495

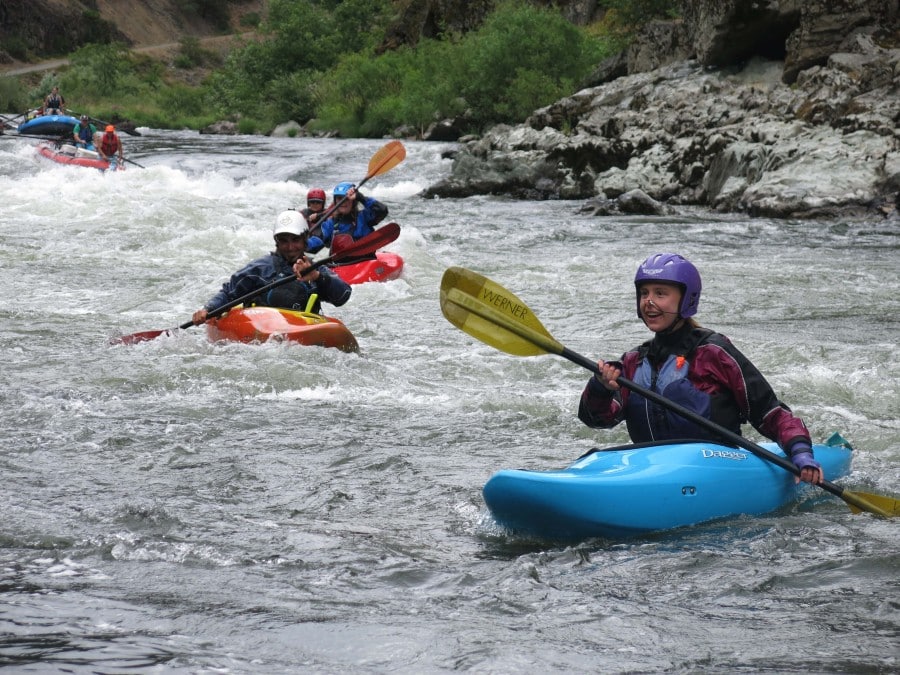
199 120 238 135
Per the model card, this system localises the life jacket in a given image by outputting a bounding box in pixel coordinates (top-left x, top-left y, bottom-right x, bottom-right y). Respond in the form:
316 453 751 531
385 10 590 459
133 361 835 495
100 132 119 156
46 94 62 108
75 124 94 144
262 278 320 314
624 328 716 442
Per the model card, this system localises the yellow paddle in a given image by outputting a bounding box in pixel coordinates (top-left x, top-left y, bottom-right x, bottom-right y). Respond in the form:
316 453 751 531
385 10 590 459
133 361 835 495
439 266 899 518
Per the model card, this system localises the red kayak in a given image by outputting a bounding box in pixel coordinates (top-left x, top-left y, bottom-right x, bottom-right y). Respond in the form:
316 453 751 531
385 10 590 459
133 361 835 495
36 142 123 171
205 307 358 352
331 251 404 284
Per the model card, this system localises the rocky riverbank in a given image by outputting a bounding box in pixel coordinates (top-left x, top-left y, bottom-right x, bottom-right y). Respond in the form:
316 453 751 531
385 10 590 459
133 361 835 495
423 1 899 220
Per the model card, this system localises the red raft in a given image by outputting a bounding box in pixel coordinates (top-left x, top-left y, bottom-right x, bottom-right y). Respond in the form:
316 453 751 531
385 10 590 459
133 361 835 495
330 251 404 285
205 307 359 352
36 142 123 171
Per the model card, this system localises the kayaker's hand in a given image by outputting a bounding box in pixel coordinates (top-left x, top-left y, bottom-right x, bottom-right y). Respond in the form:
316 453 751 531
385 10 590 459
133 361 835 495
791 448 823 485
192 308 208 325
594 361 621 391
293 257 321 282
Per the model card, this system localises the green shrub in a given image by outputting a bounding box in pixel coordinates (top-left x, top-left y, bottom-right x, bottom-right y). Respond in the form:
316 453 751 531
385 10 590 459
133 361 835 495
1 36 30 61
0 76 29 113
311 1 609 136
240 12 261 28
456 2 608 129
175 37 220 69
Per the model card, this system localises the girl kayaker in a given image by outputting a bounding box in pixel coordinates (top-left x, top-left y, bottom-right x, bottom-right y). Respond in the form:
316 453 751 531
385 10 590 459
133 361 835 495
579 252 823 485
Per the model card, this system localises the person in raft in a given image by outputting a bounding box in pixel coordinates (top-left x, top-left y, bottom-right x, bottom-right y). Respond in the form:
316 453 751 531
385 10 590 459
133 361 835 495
191 210 352 324
306 181 388 256
97 125 125 170
72 115 97 150
578 252 823 485
300 187 328 236
43 86 66 115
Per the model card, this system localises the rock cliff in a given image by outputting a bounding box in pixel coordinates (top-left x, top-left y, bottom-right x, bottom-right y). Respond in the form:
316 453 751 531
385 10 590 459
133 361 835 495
424 0 900 219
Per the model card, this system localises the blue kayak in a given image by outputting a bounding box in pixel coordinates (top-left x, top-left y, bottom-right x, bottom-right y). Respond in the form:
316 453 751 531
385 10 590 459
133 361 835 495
18 114 79 136
482 438 852 541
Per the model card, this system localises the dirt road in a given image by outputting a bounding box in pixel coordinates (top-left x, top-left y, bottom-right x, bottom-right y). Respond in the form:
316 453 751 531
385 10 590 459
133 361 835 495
0 34 256 77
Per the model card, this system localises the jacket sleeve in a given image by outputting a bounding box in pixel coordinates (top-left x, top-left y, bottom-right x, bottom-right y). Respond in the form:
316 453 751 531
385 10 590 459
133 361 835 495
578 358 628 429
698 335 812 453
314 269 352 307
204 258 272 311
355 195 388 238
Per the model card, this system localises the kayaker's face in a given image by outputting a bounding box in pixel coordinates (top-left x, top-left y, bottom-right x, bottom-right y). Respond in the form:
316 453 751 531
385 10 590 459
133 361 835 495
274 233 308 264
638 282 682 332
307 200 324 212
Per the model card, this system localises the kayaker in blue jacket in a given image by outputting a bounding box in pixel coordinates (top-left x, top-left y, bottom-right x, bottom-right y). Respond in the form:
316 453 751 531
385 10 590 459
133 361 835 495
579 252 823 486
307 181 388 255
191 210 352 324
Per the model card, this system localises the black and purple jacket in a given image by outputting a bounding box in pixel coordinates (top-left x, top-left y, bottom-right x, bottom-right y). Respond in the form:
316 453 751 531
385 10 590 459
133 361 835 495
578 323 812 455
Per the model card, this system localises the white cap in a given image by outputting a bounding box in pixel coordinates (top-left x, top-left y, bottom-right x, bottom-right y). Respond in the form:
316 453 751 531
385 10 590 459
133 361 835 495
273 210 308 236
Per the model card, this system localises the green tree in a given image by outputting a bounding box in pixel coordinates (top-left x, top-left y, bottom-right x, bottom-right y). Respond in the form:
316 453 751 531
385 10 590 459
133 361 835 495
457 2 607 128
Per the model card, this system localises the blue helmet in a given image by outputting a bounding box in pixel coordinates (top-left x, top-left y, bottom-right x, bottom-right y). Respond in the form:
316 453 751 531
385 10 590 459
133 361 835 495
333 181 355 199
634 253 702 318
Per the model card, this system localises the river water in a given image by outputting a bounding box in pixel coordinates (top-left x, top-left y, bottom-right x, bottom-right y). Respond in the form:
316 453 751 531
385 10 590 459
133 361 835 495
1 130 897 673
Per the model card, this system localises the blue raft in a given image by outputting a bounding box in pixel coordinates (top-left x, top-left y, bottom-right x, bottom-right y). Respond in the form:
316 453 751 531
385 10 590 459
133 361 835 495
18 114 79 136
482 438 852 541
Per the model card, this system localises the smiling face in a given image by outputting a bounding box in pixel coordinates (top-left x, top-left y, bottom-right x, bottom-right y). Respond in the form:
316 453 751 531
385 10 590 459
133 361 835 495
638 282 683 332
274 233 308 264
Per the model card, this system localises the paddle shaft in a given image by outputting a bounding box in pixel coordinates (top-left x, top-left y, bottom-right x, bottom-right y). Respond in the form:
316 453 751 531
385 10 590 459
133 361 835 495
558 346 890 517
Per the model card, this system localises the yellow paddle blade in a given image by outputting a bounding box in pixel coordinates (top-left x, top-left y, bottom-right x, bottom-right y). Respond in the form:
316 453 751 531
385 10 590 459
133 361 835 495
439 267 563 357
367 140 406 178
844 490 900 516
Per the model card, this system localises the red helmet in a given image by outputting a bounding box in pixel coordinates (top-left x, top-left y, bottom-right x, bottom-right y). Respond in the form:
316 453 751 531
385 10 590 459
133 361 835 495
307 188 326 204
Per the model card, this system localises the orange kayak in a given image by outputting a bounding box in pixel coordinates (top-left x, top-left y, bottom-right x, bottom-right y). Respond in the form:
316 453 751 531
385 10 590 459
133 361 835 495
206 307 359 352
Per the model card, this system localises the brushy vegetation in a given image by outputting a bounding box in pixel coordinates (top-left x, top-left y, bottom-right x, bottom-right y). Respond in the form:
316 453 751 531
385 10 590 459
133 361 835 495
1 0 678 137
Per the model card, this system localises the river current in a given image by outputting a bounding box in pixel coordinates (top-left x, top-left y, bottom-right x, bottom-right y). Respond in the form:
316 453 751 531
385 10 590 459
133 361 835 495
1 130 897 673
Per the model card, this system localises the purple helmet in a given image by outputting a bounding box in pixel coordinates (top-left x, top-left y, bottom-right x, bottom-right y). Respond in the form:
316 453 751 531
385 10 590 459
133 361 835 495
634 253 701 318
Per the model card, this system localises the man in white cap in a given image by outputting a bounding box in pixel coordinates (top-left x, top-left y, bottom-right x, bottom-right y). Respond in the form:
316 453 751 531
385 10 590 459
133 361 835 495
192 210 351 324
